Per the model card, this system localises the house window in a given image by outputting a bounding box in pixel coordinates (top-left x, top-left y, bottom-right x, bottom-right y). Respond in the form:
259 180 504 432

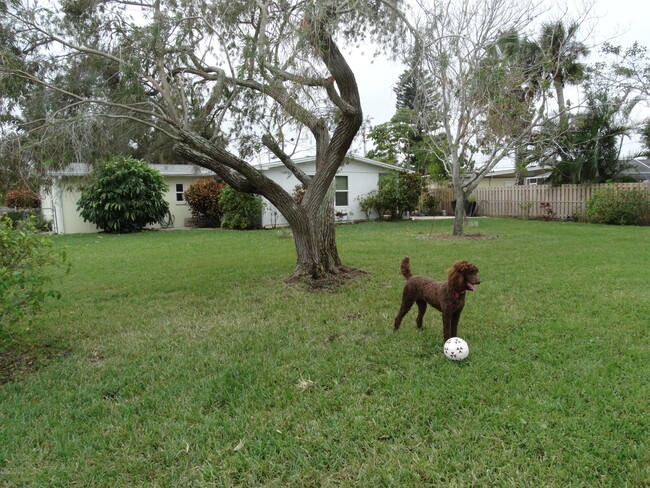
175 183 185 203
526 177 546 186
335 176 348 206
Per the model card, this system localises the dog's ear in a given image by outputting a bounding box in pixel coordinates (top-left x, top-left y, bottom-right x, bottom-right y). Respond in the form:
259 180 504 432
453 261 478 275
447 264 466 292
447 261 479 291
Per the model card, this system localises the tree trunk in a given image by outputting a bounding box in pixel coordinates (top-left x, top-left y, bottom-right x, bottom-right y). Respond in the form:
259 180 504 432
450 152 466 236
555 78 568 133
172 21 364 283
452 191 466 236
514 145 527 185
290 198 342 279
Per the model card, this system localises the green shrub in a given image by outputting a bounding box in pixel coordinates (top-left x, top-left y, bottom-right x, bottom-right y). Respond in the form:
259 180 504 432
421 193 440 216
357 191 380 220
76 156 169 233
358 172 425 220
219 186 263 230
5 187 41 209
0 215 69 326
183 178 226 228
585 186 649 225
4 210 51 231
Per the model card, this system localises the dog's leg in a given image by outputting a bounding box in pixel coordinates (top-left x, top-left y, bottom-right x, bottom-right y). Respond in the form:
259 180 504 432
442 311 453 341
393 290 415 331
449 309 462 338
415 299 427 329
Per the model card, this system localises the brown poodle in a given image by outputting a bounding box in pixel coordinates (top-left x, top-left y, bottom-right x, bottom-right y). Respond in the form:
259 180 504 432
393 257 481 341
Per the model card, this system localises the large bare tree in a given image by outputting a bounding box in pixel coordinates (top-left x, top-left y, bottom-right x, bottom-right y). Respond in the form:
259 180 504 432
395 0 592 235
1 0 404 279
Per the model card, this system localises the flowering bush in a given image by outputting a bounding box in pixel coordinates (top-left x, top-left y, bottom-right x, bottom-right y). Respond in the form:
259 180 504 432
183 178 226 227
5 187 41 209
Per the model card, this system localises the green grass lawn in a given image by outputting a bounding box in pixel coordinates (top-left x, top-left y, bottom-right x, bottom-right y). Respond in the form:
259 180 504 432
1 219 648 487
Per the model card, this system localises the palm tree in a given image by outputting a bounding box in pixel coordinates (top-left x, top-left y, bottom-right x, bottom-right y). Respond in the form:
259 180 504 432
538 21 590 133
546 90 635 184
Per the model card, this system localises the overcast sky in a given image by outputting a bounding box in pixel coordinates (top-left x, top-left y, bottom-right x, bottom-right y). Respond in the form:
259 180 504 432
350 0 650 158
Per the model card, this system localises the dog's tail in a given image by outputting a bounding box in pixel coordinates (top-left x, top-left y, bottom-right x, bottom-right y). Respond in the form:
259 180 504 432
400 256 413 280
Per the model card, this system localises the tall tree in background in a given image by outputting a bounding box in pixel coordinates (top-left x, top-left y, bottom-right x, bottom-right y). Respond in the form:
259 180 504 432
0 0 182 197
591 42 650 156
367 68 445 177
0 0 38 196
640 119 650 156
366 107 446 177
538 20 589 133
401 0 553 235
394 70 418 110
1 0 405 280
486 29 544 184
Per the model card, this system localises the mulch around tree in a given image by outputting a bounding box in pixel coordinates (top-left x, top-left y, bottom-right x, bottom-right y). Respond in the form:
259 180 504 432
288 267 369 292
417 233 499 241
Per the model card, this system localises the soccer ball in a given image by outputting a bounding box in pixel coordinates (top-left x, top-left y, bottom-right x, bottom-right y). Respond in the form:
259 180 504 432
443 337 469 361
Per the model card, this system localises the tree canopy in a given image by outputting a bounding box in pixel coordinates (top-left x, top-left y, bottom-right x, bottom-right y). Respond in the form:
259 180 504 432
1 0 406 278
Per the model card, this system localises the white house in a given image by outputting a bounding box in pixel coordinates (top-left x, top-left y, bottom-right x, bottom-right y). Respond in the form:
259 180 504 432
257 155 405 228
41 163 218 234
41 155 403 233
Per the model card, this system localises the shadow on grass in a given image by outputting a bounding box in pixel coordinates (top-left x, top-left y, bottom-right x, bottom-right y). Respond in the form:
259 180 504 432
0 330 70 385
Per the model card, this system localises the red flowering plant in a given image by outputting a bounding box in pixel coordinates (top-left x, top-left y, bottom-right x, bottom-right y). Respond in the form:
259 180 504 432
5 187 41 209
183 178 226 227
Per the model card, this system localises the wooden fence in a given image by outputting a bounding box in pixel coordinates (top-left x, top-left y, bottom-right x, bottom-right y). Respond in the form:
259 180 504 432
433 182 650 220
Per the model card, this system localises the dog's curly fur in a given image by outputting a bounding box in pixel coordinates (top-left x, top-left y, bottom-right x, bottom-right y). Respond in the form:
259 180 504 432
393 257 480 341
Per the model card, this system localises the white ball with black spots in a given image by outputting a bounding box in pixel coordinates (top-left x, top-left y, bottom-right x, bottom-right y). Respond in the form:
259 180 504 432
444 337 469 361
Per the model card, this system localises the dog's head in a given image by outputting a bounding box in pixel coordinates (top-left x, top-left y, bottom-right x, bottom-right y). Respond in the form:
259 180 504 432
447 261 481 294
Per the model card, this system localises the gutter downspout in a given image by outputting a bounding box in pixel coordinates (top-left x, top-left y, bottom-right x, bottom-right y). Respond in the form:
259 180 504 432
55 176 65 234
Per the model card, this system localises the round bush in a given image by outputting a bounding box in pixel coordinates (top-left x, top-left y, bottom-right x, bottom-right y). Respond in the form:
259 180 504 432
219 186 263 230
358 172 425 220
77 156 169 233
585 186 648 225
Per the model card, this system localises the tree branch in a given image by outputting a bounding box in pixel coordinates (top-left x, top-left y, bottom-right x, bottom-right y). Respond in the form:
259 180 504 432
261 133 311 185
6 68 179 133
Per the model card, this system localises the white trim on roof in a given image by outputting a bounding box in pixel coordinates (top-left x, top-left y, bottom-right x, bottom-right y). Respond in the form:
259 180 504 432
485 165 546 177
256 155 408 172
52 156 406 177
50 163 217 178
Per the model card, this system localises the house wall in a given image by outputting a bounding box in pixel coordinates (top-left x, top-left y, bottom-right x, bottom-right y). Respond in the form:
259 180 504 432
40 159 397 233
41 177 100 234
41 175 202 234
157 176 196 228
261 159 387 227
475 175 517 187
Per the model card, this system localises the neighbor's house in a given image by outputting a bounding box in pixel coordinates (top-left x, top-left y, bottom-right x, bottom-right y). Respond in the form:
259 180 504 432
624 157 650 182
476 165 549 187
475 157 650 188
40 156 403 233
